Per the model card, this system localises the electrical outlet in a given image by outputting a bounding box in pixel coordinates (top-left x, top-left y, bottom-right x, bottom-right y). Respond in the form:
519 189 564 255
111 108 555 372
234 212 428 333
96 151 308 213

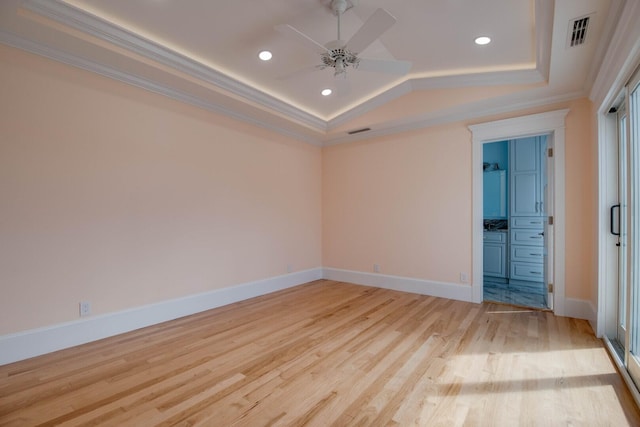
460 272 469 283
373 264 380 273
79 301 91 317
287 264 292 273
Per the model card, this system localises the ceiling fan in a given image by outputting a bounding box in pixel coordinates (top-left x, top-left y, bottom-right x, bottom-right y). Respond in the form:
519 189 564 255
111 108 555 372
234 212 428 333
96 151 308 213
275 0 411 79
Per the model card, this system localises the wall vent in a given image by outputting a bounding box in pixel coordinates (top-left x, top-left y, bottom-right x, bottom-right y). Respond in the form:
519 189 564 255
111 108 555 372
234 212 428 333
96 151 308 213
347 127 371 135
567 15 591 47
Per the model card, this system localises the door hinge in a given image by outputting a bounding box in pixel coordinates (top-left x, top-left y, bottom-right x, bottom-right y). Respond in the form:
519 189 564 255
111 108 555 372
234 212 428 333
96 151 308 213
548 215 554 225
548 148 554 157
548 283 554 293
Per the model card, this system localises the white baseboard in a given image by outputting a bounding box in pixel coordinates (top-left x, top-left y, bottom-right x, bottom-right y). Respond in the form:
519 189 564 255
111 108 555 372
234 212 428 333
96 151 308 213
1 267 594 366
564 297 597 325
0 268 323 366
322 268 474 302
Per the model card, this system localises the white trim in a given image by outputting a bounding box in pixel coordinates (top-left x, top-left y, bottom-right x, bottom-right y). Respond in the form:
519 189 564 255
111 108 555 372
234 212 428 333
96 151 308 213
21 0 327 133
327 81 413 130
533 0 553 83
589 0 640 109
322 268 473 302
324 91 583 146
0 31 325 146
565 298 598 326
0 264 595 366
468 109 569 314
594 0 640 342
327 67 548 133
10 0 561 148
410 69 543 92
0 268 323 366
604 337 640 409
596 110 621 339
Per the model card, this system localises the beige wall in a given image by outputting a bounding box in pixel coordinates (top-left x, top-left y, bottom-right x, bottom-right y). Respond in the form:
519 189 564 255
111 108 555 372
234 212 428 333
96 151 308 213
564 98 597 301
0 45 322 334
0 43 599 337
323 98 597 300
323 124 472 284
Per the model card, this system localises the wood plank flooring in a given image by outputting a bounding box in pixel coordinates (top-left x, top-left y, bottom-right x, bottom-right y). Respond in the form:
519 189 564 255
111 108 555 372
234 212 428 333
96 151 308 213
1 279 639 426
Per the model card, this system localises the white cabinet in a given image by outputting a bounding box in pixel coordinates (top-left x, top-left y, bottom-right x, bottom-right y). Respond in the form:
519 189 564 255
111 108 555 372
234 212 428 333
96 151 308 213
509 136 546 217
483 231 508 278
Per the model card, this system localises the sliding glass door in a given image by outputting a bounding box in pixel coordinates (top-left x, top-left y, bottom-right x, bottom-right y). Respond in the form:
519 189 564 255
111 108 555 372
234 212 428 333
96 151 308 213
615 66 640 387
627 70 640 385
617 106 628 350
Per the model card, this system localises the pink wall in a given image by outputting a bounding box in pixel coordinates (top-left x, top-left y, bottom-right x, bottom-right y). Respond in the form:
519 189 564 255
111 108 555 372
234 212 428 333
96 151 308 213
564 98 597 301
0 45 322 334
323 124 473 284
323 99 597 300
0 43 599 337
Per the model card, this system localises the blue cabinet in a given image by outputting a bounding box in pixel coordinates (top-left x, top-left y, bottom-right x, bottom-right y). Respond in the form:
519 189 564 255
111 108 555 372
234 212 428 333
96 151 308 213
483 231 508 278
483 170 507 219
509 136 546 217
508 135 546 285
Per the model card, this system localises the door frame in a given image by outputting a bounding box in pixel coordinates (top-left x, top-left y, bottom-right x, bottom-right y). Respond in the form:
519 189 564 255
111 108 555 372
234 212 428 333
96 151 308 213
469 109 569 315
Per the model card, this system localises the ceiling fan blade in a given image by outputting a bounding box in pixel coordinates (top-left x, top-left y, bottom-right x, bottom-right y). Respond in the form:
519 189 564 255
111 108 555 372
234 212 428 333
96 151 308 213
276 64 322 81
334 75 351 97
346 8 396 54
275 24 329 54
357 58 412 75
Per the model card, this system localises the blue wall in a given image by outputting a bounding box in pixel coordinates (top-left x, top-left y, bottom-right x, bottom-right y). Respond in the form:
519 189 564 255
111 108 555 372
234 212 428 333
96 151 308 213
483 140 508 171
483 141 509 220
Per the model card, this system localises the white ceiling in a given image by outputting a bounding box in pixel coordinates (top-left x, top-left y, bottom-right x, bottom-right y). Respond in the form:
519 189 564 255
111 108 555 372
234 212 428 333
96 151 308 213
0 0 616 145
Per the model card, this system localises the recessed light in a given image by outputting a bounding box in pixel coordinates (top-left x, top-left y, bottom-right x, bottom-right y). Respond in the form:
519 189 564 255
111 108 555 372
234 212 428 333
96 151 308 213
258 50 272 61
321 88 332 96
474 36 491 45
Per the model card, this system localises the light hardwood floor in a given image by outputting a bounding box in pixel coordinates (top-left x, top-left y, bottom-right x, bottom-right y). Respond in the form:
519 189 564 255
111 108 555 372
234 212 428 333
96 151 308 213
1 280 639 426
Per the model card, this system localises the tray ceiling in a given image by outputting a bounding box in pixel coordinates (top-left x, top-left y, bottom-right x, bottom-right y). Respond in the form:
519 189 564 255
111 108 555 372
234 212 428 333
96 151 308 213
0 0 615 145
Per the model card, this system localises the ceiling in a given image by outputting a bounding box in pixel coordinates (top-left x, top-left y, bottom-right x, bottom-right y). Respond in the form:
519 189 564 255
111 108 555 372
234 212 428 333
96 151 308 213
0 0 617 145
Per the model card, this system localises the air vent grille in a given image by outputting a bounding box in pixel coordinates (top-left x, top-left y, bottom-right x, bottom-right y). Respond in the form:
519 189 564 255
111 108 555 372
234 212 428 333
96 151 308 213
568 16 590 47
347 127 371 135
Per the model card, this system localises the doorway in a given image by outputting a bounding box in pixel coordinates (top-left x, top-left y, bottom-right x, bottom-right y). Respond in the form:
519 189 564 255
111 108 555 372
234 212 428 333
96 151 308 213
469 110 569 315
482 136 549 309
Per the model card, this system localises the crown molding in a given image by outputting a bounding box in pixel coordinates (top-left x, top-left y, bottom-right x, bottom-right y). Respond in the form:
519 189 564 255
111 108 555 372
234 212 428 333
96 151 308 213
584 0 625 98
6 0 576 147
590 0 640 111
411 68 544 91
534 0 554 83
22 0 327 133
323 90 584 145
0 30 325 146
326 67 545 132
326 80 413 130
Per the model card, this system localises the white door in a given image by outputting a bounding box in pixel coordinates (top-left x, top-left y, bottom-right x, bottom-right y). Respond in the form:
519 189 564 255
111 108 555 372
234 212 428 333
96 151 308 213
544 136 554 309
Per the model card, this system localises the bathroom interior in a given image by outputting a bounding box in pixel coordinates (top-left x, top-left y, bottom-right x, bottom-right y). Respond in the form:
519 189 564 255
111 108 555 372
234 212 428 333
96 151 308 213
483 136 548 309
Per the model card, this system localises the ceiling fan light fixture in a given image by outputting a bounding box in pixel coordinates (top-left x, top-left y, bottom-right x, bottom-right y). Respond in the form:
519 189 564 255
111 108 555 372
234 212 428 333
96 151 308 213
258 50 273 61
474 36 491 46
276 4 409 80
320 46 359 77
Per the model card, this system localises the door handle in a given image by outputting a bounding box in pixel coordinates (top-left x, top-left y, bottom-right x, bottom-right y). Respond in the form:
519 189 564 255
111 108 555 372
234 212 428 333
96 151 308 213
611 204 621 236
538 232 544 236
